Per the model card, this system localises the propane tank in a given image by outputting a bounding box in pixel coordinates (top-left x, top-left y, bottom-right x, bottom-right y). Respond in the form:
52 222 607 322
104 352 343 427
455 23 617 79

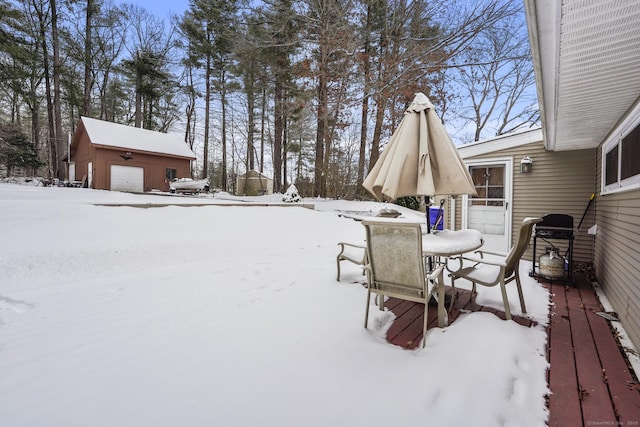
539 248 565 279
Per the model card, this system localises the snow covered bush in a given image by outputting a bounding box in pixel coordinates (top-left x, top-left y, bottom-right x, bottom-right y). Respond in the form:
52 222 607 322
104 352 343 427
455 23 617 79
282 184 302 203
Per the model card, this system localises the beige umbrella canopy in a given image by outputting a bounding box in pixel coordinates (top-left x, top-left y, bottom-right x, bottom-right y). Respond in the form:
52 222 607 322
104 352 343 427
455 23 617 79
363 92 477 201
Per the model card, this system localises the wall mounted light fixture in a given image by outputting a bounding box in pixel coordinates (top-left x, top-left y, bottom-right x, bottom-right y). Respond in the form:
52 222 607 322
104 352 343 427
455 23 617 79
520 156 533 173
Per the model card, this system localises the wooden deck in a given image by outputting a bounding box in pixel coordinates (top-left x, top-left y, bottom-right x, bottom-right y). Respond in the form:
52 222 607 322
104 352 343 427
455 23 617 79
383 276 640 426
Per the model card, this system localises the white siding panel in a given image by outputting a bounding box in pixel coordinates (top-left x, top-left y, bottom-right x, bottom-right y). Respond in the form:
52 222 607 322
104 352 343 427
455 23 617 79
594 141 640 349
458 139 596 263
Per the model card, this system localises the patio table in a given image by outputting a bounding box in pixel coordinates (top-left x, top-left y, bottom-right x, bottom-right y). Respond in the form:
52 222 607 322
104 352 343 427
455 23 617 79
422 229 484 256
421 229 484 327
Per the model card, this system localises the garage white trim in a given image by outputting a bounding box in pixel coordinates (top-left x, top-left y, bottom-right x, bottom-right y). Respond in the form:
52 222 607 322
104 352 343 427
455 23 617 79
110 165 144 192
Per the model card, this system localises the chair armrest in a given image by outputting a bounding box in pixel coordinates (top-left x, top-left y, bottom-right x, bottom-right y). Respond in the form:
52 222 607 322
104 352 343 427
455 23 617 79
337 242 366 250
426 265 444 281
476 249 509 258
337 242 367 265
457 255 507 268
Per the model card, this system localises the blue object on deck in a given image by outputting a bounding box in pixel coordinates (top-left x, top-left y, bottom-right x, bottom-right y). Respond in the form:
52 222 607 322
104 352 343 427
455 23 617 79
429 207 444 230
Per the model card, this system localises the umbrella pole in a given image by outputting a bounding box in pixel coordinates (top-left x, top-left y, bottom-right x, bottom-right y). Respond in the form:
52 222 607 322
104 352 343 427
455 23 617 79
425 196 431 233
424 196 434 272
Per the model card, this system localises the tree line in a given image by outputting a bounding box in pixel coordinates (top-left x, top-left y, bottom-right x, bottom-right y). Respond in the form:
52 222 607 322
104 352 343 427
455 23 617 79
0 0 538 197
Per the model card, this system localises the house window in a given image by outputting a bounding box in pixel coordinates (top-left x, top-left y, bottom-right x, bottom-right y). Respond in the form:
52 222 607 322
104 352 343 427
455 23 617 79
605 146 618 186
621 126 640 180
603 118 640 194
165 168 177 181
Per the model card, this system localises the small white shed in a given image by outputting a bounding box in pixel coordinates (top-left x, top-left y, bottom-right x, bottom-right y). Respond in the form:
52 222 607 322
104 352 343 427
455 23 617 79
236 170 273 196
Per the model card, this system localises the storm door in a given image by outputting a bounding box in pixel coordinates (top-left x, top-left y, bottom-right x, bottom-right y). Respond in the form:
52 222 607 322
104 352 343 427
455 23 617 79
462 160 512 252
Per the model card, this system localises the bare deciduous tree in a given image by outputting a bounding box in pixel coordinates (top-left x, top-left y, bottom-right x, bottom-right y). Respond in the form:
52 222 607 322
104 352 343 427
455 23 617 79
449 6 538 142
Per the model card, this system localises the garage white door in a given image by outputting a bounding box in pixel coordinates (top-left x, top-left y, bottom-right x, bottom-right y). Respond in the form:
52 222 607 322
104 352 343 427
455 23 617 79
110 165 144 192
68 163 76 181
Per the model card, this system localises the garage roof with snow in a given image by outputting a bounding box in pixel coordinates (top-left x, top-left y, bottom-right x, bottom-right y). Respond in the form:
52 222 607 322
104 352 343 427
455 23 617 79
79 116 196 159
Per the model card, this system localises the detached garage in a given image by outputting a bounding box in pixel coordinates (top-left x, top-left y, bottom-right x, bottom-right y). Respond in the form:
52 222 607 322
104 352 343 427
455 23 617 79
68 117 196 192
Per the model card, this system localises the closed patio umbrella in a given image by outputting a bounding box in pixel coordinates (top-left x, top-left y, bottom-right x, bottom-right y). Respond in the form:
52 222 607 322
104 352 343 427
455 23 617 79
363 92 477 231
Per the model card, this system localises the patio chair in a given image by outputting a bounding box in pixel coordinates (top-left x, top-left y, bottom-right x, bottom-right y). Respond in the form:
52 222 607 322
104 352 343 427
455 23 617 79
336 242 367 281
362 220 445 348
449 217 542 320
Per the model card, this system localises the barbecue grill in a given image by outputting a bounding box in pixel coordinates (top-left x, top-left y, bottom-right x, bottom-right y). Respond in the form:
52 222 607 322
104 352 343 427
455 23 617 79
532 214 574 283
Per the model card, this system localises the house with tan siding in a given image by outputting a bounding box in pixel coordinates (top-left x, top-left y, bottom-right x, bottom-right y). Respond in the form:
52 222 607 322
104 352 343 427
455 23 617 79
451 129 596 268
69 117 196 193
521 0 640 349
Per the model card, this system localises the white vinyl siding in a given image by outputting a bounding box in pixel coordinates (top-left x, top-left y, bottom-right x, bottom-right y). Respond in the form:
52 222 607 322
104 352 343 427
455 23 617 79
458 139 596 264
595 144 640 352
602 102 640 195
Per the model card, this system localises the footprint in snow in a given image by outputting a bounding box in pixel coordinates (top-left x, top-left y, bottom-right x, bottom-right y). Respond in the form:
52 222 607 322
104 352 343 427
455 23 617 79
0 295 34 313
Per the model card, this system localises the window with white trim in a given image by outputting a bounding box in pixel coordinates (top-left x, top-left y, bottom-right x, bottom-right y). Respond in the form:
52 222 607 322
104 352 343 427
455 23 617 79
602 116 640 194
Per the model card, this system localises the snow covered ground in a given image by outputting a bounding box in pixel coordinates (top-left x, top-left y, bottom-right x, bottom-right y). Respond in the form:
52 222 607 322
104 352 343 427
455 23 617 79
0 183 550 426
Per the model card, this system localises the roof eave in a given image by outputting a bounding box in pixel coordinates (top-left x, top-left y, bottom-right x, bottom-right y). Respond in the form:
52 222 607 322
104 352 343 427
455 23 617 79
525 0 561 151
458 128 543 159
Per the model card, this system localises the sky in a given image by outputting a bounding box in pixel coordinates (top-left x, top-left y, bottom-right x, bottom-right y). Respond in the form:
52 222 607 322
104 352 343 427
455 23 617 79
113 0 189 19
0 182 551 426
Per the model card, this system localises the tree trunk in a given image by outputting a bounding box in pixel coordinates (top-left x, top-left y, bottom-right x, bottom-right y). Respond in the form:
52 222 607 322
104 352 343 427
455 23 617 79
246 62 255 172
10 86 18 123
282 104 288 190
83 0 93 117
221 74 228 192
134 52 143 128
314 82 326 197
34 0 56 178
369 94 386 172
31 105 41 172
357 4 372 197
273 74 283 193
51 0 64 179
358 94 369 196
184 67 195 151
202 55 211 179
314 39 327 198
260 86 266 173
325 76 348 198
99 69 109 120
146 97 153 130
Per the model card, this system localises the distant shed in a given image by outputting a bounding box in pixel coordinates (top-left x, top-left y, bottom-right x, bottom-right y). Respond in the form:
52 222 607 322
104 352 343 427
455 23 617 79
69 117 196 192
236 170 273 196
